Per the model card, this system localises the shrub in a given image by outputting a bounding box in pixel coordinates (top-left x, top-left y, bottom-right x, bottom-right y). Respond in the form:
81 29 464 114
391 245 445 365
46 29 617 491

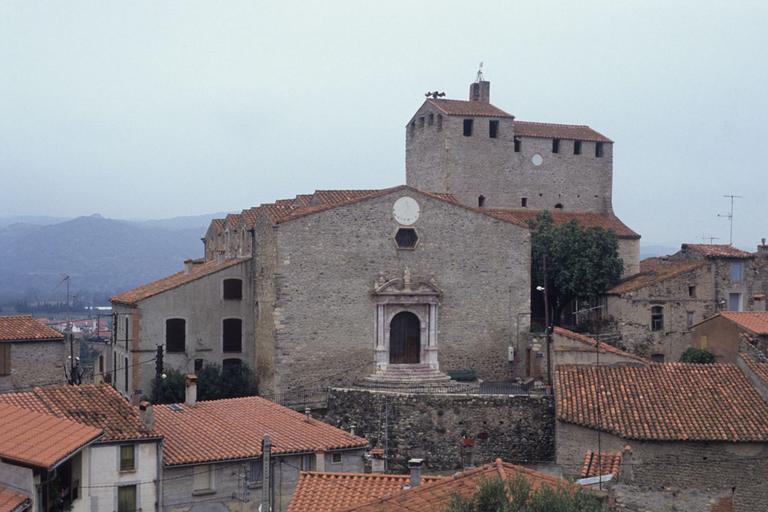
680 347 715 364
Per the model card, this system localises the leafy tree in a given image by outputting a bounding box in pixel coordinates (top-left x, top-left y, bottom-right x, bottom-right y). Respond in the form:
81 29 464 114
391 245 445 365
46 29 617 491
530 212 623 324
150 362 259 404
680 347 715 364
446 475 605 512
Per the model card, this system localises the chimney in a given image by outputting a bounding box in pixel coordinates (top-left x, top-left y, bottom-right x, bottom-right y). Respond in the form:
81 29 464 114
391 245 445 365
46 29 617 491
370 448 386 473
139 400 155 431
184 259 194 274
469 81 490 103
408 458 424 487
757 238 768 256
185 374 197 407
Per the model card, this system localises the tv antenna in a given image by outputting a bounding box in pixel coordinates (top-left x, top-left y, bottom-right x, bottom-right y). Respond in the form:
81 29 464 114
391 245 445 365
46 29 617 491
701 236 720 245
717 194 742 245
476 62 484 82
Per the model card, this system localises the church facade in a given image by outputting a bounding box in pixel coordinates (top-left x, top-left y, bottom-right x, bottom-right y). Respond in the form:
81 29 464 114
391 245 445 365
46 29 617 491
110 77 639 402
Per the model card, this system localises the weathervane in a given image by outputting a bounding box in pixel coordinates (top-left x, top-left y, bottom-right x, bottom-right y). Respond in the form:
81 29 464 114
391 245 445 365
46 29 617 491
425 91 446 99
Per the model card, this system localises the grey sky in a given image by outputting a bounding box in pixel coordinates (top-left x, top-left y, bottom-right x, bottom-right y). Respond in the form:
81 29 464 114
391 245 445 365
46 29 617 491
1 1 765 248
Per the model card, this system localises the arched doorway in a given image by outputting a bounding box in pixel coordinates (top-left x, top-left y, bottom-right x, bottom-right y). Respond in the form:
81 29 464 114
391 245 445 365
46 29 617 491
389 311 420 364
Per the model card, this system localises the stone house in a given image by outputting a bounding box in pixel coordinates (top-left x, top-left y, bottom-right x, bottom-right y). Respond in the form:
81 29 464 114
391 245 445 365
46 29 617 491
689 311 768 362
602 243 768 361
0 384 163 512
109 257 253 402
0 402 102 512
555 364 768 511
552 327 647 368
0 315 69 392
153 376 368 512
114 75 641 401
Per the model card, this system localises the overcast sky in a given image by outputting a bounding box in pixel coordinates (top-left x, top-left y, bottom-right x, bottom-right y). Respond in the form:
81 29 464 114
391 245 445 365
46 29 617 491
1 1 765 248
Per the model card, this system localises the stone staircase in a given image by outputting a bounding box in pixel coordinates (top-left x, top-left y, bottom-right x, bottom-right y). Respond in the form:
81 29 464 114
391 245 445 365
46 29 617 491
357 364 478 393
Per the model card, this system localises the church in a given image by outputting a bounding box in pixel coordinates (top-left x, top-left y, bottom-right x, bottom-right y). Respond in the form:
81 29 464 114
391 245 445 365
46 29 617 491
109 75 639 403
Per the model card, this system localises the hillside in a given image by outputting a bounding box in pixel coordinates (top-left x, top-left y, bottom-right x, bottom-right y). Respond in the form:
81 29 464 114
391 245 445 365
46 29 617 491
0 214 211 305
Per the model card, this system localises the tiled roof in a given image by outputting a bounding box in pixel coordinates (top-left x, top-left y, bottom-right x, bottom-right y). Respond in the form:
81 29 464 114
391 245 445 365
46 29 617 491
514 121 612 143
485 209 640 239
742 354 768 386
553 327 647 364
681 244 753 259
288 472 445 512
0 403 102 469
608 258 705 294
556 364 768 441
0 316 63 342
111 258 247 305
425 99 513 118
581 450 622 478
719 311 768 335
0 486 30 512
154 396 368 466
0 384 159 442
342 459 577 512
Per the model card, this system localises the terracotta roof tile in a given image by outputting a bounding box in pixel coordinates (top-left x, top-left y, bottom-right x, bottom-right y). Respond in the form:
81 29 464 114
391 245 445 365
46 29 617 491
0 384 159 442
514 121 612 143
553 327 647 364
288 472 445 512
608 258 705 294
0 486 29 512
425 99 513 118
719 311 768 335
111 258 247 305
154 396 368 466
681 244 753 259
342 459 578 512
0 316 63 342
556 364 768 441
581 450 622 478
0 403 102 469
485 209 640 239
742 354 768 386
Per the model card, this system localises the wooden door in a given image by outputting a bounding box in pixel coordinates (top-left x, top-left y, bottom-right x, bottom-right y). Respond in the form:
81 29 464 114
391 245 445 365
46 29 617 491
389 312 421 364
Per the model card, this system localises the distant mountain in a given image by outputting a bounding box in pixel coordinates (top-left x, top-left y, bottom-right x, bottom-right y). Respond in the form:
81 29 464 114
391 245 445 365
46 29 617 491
640 245 678 259
135 212 230 231
0 215 71 228
0 214 209 305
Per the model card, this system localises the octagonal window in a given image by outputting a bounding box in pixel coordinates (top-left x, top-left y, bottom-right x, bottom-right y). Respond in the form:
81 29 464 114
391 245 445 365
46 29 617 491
395 228 418 249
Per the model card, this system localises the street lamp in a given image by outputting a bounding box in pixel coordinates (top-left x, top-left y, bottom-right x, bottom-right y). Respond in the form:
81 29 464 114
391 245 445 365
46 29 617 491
536 285 552 388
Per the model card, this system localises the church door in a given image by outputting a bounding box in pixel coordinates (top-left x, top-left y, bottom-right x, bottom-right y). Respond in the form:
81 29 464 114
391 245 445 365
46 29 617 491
389 312 421 364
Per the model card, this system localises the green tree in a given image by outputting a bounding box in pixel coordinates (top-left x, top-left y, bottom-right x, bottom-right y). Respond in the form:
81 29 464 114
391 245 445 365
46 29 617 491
530 212 623 324
679 347 715 364
446 475 605 512
150 362 259 404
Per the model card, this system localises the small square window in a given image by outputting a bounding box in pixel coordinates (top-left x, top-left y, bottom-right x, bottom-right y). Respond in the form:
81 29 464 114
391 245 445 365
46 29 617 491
489 120 499 139
521 198 527 208
223 279 243 300
463 119 473 137
194 359 204 373
120 445 136 472
331 452 342 464
688 285 696 298
193 465 213 493
650 353 665 363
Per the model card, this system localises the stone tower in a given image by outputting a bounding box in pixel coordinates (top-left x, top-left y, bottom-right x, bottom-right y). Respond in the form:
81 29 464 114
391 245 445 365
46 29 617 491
406 78 615 213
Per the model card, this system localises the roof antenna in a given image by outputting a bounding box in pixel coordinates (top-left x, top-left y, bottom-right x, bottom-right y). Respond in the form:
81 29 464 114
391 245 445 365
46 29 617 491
475 62 484 83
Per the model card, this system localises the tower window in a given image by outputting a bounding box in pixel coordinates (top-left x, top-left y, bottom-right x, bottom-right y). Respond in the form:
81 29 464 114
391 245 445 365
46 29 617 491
595 142 604 157
428 113 434 126
521 198 527 208
478 195 486 208
395 228 418 249
552 139 560 153
489 120 499 139
418 116 425 128
573 140 582 155
437 114 443 131
514 137 521 152
463 119 473 136
409 121 415 137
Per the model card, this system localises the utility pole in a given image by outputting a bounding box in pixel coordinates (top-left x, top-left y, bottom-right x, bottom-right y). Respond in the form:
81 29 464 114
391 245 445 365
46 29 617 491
717 194 742 245
596 336 602 491
540 255 553 388
153 345 164 403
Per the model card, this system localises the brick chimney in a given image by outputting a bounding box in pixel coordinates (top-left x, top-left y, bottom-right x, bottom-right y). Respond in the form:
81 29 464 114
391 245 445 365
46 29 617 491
757 238 768 256
185 374 197 407
139 400 155 431
370 448 386 473
408 458 424 487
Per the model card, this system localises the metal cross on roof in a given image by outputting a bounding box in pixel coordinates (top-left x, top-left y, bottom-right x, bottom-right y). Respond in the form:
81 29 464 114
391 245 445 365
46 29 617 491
425 91 446 99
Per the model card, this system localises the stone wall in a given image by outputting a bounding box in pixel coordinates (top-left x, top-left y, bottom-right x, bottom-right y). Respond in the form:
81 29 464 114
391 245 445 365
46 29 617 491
325 388 554 471
405 101 614 214
0 340 71 392
556 421 768 512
